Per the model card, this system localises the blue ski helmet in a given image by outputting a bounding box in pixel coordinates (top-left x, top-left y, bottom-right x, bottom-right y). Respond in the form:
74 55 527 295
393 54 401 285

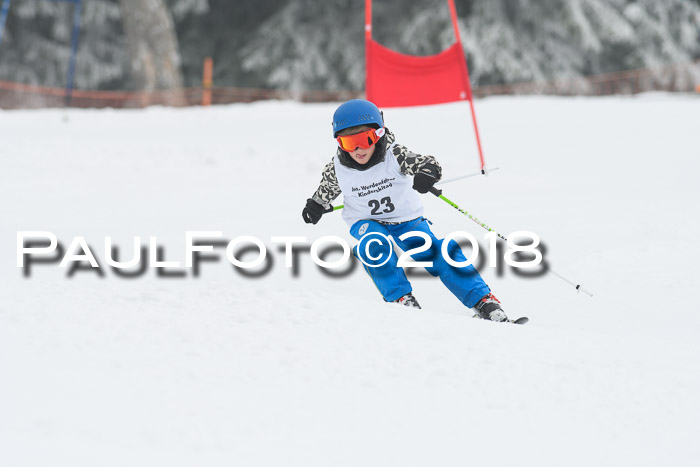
332 99 384 137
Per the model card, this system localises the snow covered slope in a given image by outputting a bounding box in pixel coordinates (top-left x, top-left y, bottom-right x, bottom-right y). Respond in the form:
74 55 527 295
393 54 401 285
1 95 699 466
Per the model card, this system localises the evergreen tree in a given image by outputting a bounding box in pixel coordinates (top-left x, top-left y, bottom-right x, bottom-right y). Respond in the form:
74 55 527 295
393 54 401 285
239 0 364 93
169 0 280 87
0 0 698 96
0 0 126 89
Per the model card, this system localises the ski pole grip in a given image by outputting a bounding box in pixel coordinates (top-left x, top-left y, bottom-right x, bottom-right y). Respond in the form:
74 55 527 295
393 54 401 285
429 186 443 197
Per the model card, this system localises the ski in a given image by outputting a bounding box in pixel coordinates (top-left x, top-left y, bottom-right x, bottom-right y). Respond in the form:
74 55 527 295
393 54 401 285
472 314 529 325
510 317 529 325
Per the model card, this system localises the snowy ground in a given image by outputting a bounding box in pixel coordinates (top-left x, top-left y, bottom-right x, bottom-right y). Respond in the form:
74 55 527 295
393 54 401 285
1 94 699 466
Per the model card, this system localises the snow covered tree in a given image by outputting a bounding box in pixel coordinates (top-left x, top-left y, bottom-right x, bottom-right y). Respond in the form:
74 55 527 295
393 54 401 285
238 0 365 94
168 0 280 87
0 0 126 90
239 0 700 92
1 0 699 98
391 0 700 89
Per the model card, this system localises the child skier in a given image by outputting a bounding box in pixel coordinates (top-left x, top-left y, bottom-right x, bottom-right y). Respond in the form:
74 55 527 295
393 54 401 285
302 99 508 322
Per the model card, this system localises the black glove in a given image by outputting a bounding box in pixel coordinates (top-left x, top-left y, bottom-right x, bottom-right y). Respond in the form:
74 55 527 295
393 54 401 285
302 198 331 224
412 164 440 194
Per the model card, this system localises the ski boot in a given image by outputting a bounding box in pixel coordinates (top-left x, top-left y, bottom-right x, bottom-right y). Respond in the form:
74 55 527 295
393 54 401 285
395 293 422 309
473 293 508 322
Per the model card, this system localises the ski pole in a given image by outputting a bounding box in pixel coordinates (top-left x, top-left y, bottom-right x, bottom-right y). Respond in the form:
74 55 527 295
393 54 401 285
331 167 500 209
437 167 499 186
428 187 594 297
428 187 507 241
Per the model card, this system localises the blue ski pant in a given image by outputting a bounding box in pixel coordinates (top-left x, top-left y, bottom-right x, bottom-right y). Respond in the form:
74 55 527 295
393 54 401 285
349 217 490 307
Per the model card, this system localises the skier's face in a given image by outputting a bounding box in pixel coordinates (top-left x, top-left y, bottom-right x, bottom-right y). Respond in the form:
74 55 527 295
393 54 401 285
348 143 376 165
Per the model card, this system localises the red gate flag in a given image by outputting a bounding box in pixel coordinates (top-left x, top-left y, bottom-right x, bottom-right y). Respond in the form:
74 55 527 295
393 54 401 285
365 40 471 107
365 0 486 169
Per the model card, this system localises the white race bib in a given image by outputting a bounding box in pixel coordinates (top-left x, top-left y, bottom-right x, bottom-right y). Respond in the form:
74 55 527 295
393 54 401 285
334 143 424 227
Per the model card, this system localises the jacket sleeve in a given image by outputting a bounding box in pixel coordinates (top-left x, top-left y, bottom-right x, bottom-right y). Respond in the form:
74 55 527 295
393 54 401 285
310 159 342 208
390 143 443 180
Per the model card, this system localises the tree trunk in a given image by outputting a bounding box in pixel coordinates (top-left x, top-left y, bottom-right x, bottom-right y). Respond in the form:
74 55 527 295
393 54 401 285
119 0 186 105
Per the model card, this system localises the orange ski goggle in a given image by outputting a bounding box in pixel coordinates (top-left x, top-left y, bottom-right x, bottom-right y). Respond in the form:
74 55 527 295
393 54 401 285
336 127 385 152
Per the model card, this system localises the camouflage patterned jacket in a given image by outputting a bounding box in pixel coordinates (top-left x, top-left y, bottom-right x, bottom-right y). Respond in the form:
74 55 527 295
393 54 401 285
311 128 442 208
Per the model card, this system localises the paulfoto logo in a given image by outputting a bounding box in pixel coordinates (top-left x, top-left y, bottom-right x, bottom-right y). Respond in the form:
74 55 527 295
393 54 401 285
16 230 546 279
